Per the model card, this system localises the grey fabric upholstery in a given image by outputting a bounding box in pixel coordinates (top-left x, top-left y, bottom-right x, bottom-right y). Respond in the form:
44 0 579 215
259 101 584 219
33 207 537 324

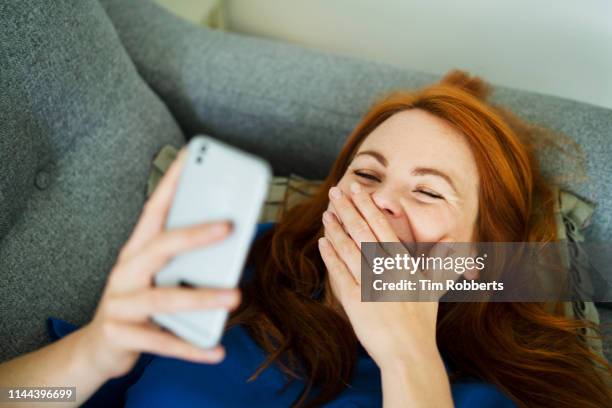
0 0 610 365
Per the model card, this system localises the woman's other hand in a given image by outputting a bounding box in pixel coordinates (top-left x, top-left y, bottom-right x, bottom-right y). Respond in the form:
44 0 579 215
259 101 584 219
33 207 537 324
318 183 453 407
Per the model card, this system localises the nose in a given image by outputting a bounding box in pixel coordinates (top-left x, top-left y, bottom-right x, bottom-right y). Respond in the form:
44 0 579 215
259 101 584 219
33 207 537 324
370 187 404 219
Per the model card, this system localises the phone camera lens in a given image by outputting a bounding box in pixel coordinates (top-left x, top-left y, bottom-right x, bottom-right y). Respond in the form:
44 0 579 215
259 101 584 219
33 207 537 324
196 156 203 164
179 280 195 288
200 145 207 152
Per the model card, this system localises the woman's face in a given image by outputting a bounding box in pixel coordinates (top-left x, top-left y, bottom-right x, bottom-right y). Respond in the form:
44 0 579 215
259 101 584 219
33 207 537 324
330 108 480 243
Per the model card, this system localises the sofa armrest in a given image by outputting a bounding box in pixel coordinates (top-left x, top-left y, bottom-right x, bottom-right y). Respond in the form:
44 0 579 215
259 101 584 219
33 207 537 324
98 0 436 178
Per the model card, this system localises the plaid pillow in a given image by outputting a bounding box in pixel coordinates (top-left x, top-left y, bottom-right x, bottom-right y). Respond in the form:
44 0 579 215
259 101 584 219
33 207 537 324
258 174 322 222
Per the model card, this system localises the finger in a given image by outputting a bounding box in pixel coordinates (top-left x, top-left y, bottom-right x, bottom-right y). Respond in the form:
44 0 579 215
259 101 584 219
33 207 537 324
348 182 398 242
421 240 449 275
318 237 358 304
111 222 232 290
322 211 362 283
105 287 241 322
422 239 455 301
110 321 226 363
328 186 377 249
120 147 188 262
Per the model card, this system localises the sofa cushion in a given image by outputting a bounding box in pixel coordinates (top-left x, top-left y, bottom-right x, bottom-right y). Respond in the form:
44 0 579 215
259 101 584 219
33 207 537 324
0 0 184 361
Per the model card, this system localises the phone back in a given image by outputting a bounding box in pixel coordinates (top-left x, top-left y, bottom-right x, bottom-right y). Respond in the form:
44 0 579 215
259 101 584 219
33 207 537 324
153 135 271 348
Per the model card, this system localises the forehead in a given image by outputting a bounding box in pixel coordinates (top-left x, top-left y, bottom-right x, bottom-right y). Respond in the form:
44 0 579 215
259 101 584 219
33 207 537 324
359 109 469 160
357 109 479 189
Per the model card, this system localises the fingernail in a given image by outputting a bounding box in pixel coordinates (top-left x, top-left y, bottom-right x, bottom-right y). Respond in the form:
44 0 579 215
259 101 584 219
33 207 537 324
218 290 238 305
198 347 224 362
329 186 342 200
350 182 361 194
322 211 334 223
210 222 231 235
318 237 329 248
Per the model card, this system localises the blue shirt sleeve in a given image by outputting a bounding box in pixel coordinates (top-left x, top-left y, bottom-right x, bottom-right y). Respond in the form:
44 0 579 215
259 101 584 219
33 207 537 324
452 381 516 407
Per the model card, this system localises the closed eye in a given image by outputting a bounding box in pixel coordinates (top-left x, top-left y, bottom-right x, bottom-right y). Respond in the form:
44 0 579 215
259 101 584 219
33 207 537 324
415 189 444 200
353 170 380 182
353 170 444 200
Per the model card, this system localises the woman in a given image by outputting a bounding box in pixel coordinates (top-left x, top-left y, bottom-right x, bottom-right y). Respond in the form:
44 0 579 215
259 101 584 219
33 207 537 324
1 71 610 407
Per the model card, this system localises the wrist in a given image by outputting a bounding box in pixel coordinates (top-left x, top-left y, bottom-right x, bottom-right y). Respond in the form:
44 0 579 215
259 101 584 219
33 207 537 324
374 331 441 372
72 323 118 381
378 342 444 375
379 348 453 408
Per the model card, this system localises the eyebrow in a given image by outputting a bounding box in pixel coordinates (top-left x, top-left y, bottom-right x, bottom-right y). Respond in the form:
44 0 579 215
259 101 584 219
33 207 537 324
354 150 388 167
353 150 460 195
411 167 459 195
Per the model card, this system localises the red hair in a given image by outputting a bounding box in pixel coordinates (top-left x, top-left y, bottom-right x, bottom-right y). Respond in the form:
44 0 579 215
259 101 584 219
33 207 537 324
228 70 612 407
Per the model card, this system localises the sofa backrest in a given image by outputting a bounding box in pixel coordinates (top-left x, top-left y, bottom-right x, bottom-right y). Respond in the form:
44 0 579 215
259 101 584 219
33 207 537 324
101 0 612 242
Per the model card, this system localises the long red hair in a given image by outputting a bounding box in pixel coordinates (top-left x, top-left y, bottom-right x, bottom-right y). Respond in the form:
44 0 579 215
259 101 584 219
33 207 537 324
228 70 612 407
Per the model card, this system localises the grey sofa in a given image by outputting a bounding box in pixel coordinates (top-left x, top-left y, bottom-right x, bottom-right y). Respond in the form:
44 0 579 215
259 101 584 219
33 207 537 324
1 0 611 363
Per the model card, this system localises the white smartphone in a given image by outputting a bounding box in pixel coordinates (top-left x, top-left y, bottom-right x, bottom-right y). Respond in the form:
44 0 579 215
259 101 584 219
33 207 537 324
152 135 271 349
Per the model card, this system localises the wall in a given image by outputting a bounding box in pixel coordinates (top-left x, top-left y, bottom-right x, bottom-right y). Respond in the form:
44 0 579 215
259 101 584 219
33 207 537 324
156 0 218 25
225 0 612 109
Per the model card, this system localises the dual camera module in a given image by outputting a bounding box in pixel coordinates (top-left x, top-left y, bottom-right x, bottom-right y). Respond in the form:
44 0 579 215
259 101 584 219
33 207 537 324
196 144 207 164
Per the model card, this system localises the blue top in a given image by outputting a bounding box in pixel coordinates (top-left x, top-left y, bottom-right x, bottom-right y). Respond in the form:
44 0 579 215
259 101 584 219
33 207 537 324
48 223 515 407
